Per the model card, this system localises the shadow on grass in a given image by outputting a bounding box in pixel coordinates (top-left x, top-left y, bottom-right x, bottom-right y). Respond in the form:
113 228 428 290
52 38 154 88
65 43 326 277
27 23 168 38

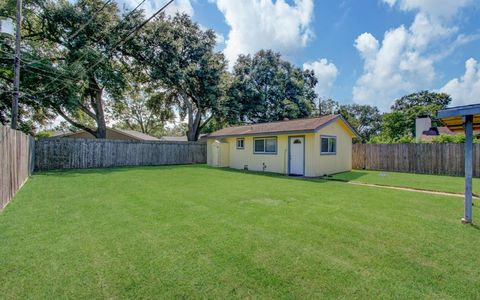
33 164 208 177
208 166 331 184
327 171 370 182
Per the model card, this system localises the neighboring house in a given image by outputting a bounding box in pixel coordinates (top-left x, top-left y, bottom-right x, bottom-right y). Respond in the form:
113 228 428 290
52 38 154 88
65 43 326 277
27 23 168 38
206 115 359 177
52 128 160 141
415 116 480 142
160 134 207 142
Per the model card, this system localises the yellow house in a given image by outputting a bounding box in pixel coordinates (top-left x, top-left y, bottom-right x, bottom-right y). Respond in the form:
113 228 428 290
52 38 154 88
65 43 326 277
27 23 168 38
207 115 359 177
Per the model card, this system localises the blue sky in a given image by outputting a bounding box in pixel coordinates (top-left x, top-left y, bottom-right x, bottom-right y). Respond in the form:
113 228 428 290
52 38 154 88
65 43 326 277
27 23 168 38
124 0 480 111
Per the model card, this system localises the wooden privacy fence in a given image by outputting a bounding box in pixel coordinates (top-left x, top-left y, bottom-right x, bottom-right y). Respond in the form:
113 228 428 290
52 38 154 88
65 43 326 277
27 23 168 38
0 126 35 210
353 143 480 177
34 138 207 171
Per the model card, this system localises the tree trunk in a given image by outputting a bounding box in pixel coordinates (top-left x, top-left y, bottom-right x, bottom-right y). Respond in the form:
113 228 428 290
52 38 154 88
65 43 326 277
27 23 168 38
186 111 201 141
89 77 107 139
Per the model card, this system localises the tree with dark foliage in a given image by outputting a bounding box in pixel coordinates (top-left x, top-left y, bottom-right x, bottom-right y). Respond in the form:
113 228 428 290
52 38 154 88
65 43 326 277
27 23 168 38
391 90 452 136
137 14 227 141
225 50 317 124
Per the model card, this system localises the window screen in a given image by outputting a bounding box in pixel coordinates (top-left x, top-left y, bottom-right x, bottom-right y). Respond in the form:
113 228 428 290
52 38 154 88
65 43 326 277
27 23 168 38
254 137 277 154
321 136 336 154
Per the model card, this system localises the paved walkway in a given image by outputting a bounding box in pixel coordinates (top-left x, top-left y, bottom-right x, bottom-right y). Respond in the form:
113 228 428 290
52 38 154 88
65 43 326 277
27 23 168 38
345 181 479 199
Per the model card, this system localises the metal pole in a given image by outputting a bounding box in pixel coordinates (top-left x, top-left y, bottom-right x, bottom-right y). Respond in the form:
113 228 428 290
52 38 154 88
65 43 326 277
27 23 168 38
463 115 473 224
11 0 22 130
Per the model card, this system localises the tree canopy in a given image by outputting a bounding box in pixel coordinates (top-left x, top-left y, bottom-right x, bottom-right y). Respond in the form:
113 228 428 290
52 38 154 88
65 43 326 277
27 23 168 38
1 0 146 137
225 50 317 124
110 83 174 137
390 91 452 137
136 14 227 141
317 98 381 142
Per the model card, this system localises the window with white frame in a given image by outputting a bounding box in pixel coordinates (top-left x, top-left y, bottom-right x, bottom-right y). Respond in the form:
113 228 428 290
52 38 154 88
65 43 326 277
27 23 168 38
321 136 336 154
236 138 245 149
254 137 277 154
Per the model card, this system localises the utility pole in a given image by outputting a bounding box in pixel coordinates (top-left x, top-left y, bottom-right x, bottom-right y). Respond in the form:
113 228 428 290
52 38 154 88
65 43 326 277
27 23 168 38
11 0 22 130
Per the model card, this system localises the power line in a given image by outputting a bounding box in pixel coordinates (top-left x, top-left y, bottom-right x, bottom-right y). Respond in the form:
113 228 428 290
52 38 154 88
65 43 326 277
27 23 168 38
26 0 157 97
31 0 175 101
123 0 149 19
68 0 113 40
110 0 175 51
0 52 76 82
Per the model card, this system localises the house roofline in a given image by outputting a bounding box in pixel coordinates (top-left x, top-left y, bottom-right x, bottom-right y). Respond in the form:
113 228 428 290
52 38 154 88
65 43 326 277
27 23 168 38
207 129 317 139
207 115 361 139
52 127 152 141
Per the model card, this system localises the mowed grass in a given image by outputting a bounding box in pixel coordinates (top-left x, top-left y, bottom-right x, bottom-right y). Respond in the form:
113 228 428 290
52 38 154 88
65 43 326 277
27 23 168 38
332 169 480 195
1 165 479 299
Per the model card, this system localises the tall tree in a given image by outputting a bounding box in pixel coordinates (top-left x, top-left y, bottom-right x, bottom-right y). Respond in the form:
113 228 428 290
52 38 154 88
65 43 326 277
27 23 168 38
110 83 174 137
137 14 227 141
0 0 56 133
391 90 452 136
317 98 340 116
225 50 317 124
370 111 411 143
2 0 144 137
337 104 382 142
316 98 381 142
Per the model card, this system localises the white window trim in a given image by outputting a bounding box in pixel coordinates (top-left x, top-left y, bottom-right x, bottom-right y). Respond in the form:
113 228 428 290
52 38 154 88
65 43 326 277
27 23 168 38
320 135 337 155
253 137 278 155
236 138 245 150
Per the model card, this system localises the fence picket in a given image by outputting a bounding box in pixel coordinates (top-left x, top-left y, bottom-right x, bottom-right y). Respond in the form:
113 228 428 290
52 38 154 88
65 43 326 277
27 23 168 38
34 138 207 171
353 143 480 177
0 126 34 210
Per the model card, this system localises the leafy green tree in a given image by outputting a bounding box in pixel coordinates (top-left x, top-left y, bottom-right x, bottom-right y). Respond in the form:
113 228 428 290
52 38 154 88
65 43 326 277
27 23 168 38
110 83 174 137
53 120 79 133
1 0 145 137
337 104 381 142
0 0 56 132
225 50 317 124
317 98 340 116
369 111 411 143
315 99 381 142
163 122 188 137
199 117 229 134
137 14 227 141
391 91 452 136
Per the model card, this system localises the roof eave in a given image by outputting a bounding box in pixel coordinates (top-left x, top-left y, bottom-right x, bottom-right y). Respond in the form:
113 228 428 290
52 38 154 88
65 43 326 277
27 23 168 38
207 115 361 140
438 104 480 118
207 129 317 139
313 115 361 139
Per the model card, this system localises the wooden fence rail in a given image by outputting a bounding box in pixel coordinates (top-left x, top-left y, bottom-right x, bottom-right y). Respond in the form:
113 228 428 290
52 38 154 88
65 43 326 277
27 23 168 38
34 138 207 171
352 143 480 177
0 126 35 210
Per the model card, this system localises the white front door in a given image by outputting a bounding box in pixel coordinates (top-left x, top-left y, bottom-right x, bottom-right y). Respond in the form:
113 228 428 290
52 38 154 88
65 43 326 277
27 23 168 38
289 137 304 176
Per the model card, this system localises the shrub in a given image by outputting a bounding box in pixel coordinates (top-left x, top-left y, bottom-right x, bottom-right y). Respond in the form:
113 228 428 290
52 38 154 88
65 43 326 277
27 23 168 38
432 134 479 144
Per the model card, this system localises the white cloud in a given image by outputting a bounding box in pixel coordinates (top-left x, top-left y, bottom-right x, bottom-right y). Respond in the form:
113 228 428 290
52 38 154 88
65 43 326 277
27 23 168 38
165 0 194 16
123 0 194 18
215 32 225 45
351 7 476 110
383 0 471 18
408 13 456 49
210 0 314 65
352 16 446 110
440 58 480 106
303 59 338 98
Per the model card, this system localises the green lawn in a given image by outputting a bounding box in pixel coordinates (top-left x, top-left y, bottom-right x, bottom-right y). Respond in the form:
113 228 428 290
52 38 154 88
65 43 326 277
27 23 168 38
331 169 480 196
1 165 479 299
